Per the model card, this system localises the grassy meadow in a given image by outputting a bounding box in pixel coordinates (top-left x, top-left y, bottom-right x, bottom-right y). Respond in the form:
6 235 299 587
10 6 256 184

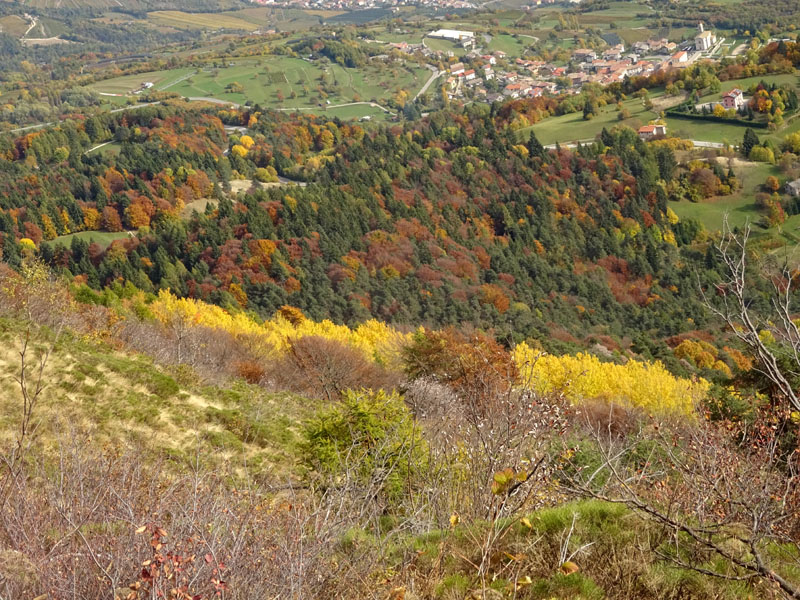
88 56 428 117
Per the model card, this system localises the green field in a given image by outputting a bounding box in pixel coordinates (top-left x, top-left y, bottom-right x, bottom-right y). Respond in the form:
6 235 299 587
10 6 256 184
216 7 334 32
0 15 30 38
147 11 260 31
702 73 799 103
87 68 196 95
423 37 462 53
487 33 528 56
663 116 756 145
86 142 122 156
519 97 657 145
89 57 427 117
670 161 778 231
48 231 131 249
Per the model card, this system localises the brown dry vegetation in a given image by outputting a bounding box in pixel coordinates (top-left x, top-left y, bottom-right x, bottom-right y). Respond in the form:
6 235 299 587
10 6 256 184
0 261 798 599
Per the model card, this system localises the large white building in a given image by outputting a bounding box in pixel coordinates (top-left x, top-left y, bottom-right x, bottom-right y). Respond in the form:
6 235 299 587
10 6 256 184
428 29 475 42
695 23 716 51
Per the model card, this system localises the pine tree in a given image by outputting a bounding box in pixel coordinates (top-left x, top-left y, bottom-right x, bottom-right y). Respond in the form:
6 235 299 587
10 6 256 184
742 128 760 157
527 131 545 158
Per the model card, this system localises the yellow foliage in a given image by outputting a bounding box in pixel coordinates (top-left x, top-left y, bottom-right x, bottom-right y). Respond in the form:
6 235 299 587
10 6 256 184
514 343 708 415
666 207 679 225
148 290 411 365
146 292 707 415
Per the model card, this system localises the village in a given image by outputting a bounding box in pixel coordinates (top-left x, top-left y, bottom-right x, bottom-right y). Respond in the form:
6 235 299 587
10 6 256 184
383 23 728 108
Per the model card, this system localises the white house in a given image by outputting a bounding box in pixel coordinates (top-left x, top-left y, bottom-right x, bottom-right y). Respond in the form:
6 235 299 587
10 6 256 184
786 179 800 197
638 124 667 140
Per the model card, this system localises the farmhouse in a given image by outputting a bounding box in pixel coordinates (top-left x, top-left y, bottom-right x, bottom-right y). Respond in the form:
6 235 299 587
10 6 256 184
428 29 474 42
721 88 745 110
638 124 667 140
694 23 717 51
786 179 800 197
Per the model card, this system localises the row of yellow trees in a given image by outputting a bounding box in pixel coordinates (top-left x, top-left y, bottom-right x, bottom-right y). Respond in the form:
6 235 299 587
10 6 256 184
148 290 707 415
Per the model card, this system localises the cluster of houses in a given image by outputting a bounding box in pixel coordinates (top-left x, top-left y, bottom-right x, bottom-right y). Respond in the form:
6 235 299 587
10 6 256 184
254 0 476 9
433 37 706 102
381 22 717 104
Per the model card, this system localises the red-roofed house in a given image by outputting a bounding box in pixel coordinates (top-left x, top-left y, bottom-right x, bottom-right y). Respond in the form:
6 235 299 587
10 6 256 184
638 124 667 140
721 88 744 110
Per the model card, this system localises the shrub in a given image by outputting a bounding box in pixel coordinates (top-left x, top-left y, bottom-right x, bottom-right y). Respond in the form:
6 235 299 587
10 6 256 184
234 359 265 384
302 389 428 505
265 335 401 400
749 145 775 164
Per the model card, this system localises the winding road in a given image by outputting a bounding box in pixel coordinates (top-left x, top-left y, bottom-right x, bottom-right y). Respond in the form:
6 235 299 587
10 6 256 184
544 138 726 150
413 67 442 102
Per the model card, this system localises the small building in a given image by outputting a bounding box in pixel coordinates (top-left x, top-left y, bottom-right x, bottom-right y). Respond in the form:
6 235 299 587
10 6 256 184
573 48 597 62
694 23 717 51
638 124 667 140
786 179 800 197
463 69 476 81
721 88 744 110
670 51 688 65
602 44 625 61
449 62 465 75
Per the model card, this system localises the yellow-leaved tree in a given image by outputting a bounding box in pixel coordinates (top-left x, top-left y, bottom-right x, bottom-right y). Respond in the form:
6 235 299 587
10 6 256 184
514 342 708 416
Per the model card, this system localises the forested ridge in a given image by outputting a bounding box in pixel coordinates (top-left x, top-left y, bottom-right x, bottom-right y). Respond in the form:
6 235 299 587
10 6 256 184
0 102 733 366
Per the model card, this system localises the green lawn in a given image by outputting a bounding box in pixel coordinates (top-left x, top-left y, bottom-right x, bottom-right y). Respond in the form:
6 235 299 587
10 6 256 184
518 97 657 145
670 161 778 232
48 231 131 249
487 33 528 56
662 116 756 145
86 142 122 156
423 37 462 53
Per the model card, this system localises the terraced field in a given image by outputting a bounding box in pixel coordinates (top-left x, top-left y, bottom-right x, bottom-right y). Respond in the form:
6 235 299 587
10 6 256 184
0 15 29 37
147 10 260 31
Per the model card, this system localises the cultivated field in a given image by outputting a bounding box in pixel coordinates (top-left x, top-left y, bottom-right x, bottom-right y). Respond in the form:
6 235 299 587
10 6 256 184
0 15 29 38
147 11 260 31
